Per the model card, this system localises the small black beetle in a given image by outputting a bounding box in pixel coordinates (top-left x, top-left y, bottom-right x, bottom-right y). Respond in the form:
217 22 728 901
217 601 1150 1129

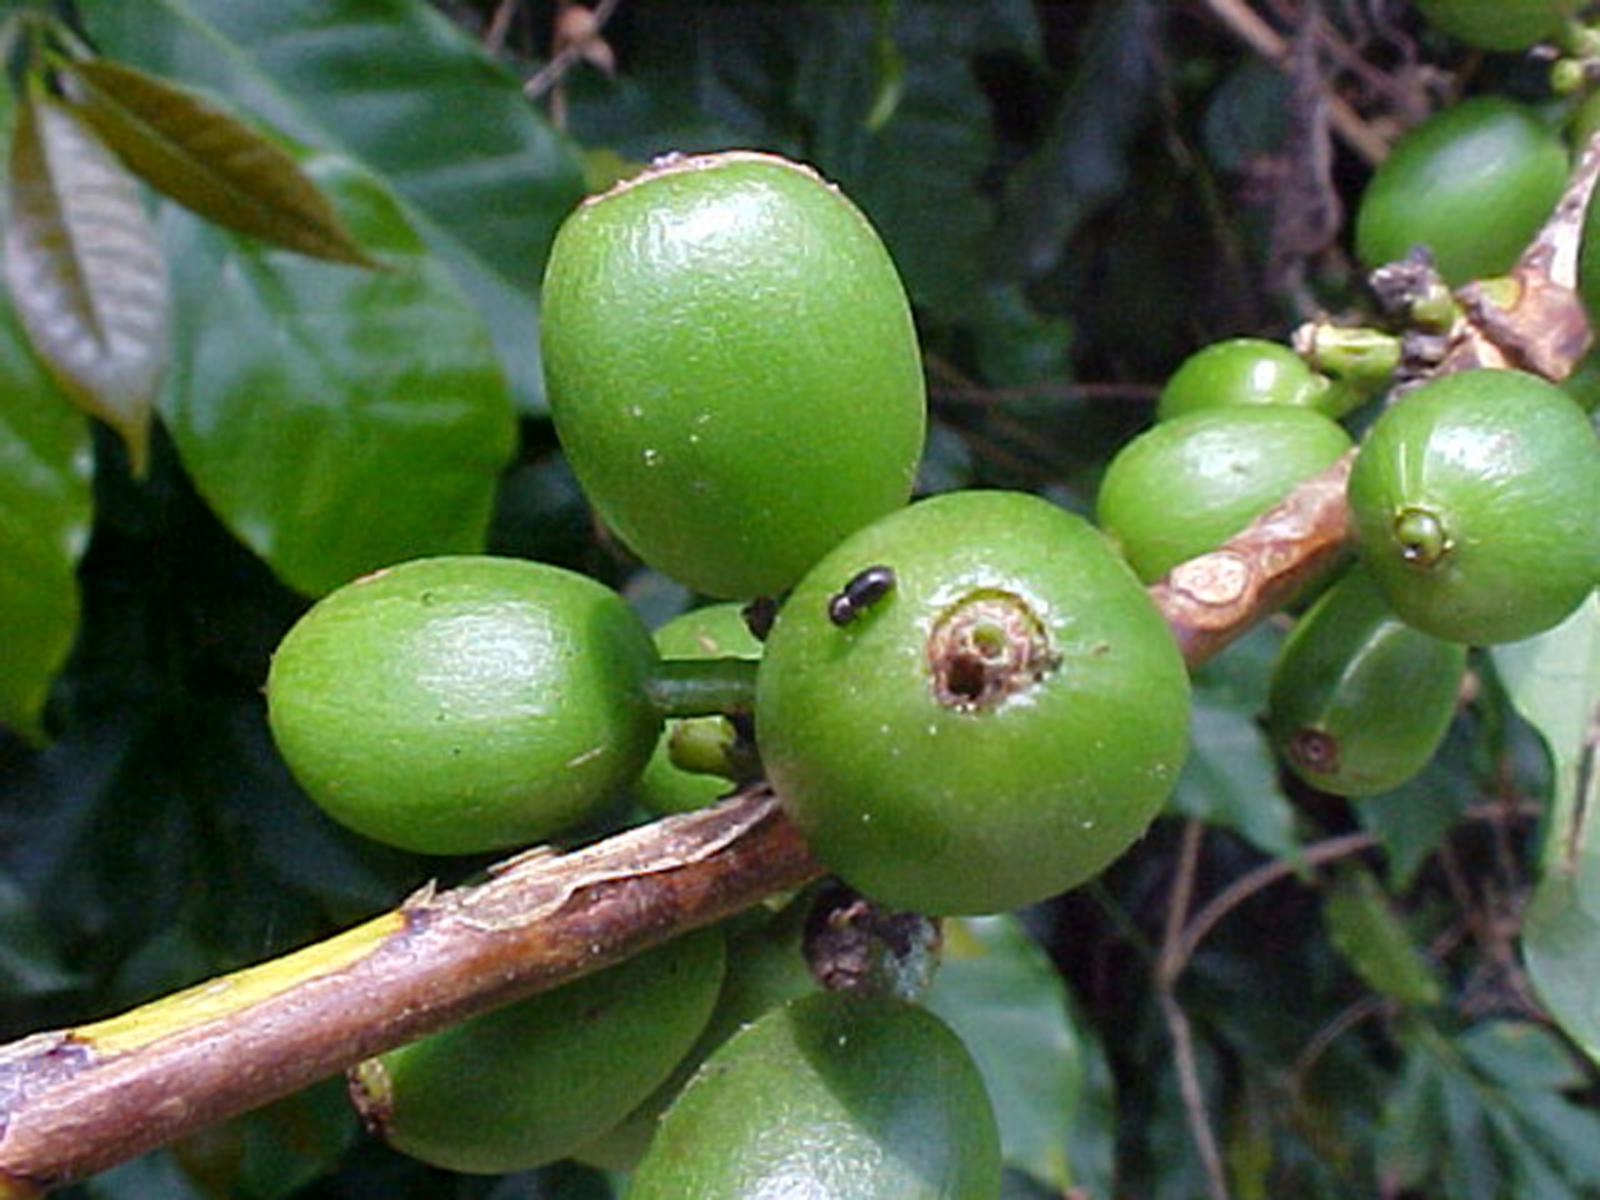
827 565 896 626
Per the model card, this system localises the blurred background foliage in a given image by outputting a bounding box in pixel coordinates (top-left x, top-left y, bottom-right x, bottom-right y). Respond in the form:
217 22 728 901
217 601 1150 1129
1 2 1595 1197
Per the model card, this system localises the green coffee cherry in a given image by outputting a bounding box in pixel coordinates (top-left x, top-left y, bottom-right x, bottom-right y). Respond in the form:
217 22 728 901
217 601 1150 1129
627 992 1001 1200
1415 0 1579 51
266 557 660 855
349 928 724 1174
637 604 763 816
1267 568 1467 797
1348 369 1600 645
541 151 926 599
756 490 1191 916
1156 338 1340 421
1096 407 1353 582
576 894 817 1170
1354 97 1567 285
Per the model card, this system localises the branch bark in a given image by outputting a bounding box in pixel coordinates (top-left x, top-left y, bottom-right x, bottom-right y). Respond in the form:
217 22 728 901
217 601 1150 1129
0 463 1357 1196
0 796 821 1197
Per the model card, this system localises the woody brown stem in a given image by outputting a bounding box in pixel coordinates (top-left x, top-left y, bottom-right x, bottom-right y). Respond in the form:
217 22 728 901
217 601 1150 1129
0 461 1361 1195
0 795 820 1197
1149 449 1355 666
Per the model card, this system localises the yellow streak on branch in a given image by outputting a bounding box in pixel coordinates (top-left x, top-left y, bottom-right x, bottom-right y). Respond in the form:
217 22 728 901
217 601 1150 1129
74 912 406 1057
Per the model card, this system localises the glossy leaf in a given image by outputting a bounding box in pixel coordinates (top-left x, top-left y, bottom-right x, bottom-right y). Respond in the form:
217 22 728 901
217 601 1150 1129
1495 598 1600 872
926 914 1113 1194
1173 699 1300 859
1170 627 1299 859
79 0 586 414
1495 600 1600 1063
1322 866 1442 1007
158 153 515 596
4 90 167 471
0 285 92 742
565 1 1039 321
61 58 375 268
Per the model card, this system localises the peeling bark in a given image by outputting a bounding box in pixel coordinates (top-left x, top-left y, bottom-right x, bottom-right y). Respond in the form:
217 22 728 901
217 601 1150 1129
0 447 1364 1193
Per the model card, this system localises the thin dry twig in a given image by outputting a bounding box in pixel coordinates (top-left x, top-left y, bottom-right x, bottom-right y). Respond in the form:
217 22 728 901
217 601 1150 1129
1162 989 1232 1200
1156 820 1231 1200
523 0 623 98
1168 831 1381 980
1289 994 1388 1096
1199 0 1391 165
483 0 520 53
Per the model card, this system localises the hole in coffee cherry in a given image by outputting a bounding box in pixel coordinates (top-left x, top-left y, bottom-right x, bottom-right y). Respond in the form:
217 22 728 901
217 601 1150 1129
927 589 1056 712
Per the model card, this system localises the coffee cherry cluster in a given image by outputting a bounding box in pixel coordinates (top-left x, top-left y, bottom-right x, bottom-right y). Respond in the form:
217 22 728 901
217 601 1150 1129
261 129 1598 1189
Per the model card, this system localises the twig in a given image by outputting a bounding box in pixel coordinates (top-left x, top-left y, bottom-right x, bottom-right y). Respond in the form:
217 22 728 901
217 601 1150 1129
923 353 1159 406
1162 991 1231 1200
0 452 1361 1193
1149 449 1355 666
0 794 821 1196
1167 831 1380 980
1156 820 1230 1200
1199 0 1390 165
1289 994 1387 1096
1159 819 1208 987
484 0 519 54
523 0 623 98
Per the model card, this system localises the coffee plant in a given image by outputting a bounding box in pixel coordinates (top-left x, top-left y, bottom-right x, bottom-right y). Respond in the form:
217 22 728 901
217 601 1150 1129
1 3 1599 1198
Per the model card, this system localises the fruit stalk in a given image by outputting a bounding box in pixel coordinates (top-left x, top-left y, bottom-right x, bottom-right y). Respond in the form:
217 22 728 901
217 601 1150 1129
0 464 1358 1194
644 657 760 718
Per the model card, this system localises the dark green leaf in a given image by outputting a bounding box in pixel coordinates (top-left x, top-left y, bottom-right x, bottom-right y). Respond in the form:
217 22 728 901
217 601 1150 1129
1457 1021 1587 1094
966 282 1073 389
61 58 376 268
0 868 79 995
79 0 586 414
1438 1066 1499 1200
1350 710 1477 889
1379 1021 1600 1200
991 0 1163 279
0 286 92 741
925 914 1112 1193
4 90 167 471
1171 698 1300 860
158 153 515 596
1165 624 1299 856
1377 1044 1444 1191
566 0 1038 321
1201 59 1293 176
1322 866 1442 1007
1501 1089 1600 1189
